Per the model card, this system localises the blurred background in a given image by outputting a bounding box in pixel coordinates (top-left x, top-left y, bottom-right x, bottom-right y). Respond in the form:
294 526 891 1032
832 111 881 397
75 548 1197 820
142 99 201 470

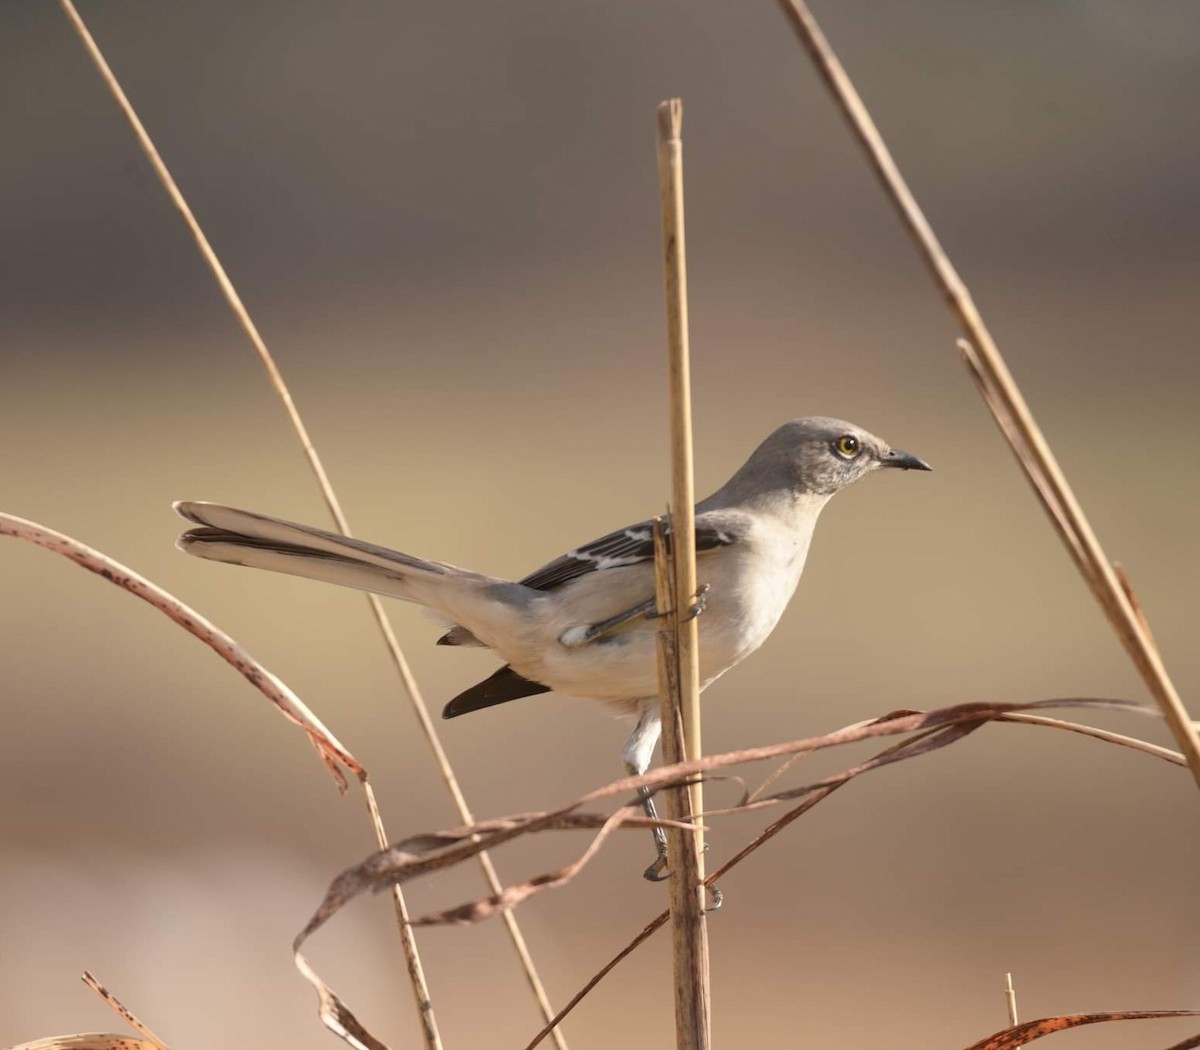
2 1 1198 1046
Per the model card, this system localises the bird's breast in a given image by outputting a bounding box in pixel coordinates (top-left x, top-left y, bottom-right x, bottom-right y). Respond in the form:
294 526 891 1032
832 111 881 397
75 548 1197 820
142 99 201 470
694 524 812 676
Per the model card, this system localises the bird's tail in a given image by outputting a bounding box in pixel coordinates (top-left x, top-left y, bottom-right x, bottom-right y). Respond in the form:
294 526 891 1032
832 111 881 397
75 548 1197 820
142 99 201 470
174 500 489 604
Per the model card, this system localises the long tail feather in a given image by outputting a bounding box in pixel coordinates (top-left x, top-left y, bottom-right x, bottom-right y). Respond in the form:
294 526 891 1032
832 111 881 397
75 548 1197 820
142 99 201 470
174 501 476 603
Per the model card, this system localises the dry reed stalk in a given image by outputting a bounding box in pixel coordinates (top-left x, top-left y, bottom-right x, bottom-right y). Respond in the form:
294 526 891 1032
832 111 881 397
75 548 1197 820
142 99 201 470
81 972 170 1050
771 0 1200 788
654 98 712 1050
56 2 567 1045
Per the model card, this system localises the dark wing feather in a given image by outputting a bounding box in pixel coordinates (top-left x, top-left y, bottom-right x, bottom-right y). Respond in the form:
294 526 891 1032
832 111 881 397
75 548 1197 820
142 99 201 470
442 665 552 718
518 512 747 593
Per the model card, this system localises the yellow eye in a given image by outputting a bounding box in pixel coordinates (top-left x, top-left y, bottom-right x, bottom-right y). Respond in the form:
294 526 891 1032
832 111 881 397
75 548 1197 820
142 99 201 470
835 435 860 457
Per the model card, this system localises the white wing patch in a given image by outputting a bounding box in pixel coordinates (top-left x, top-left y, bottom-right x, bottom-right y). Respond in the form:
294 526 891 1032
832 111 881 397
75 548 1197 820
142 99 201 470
566 528 652 571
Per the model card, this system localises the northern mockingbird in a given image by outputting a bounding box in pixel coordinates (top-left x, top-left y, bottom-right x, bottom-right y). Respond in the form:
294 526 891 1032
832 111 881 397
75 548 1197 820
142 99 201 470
175 416 929 878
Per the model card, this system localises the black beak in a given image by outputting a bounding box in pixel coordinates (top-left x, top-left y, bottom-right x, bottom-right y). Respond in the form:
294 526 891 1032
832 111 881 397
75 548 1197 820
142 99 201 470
881 447 932 471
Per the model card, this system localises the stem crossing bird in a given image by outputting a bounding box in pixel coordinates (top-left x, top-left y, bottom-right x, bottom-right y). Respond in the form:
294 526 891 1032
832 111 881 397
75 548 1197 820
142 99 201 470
175 417 929 879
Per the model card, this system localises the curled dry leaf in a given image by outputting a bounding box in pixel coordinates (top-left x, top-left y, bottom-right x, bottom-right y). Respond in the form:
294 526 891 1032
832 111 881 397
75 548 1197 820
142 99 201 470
964 1009 1200 1050
0 511 361 790
308 697 1177 945
296 808 688 944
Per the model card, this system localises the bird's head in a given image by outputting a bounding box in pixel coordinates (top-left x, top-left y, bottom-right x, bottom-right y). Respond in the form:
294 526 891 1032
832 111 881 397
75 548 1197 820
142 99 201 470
724 416 931 503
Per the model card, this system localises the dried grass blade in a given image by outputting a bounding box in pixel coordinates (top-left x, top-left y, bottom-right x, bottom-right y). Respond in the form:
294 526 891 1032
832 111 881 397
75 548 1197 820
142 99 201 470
80 972 169 1050
293 951 392 1050
522 914 668 1050
521 694 1187 1045
411 804 641 926
578 699 1149 809
296 807 692 943
5 1038 161 1050
0 512 360 787
994 713 1184 766
730 719 984 812
964 1010 1200 1050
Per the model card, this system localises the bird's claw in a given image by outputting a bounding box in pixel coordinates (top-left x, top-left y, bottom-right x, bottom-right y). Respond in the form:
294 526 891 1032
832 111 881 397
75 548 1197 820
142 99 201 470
643 853 670 882
705 883 724 912
683 583 710 623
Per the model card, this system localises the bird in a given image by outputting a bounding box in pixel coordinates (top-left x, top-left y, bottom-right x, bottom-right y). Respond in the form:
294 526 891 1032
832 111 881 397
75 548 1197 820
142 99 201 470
174 416 929 879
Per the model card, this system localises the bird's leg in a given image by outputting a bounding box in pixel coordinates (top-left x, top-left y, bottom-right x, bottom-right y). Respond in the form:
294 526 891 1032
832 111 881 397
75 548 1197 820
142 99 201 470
560 585 711 650
559 597 657 648
622 699 669 881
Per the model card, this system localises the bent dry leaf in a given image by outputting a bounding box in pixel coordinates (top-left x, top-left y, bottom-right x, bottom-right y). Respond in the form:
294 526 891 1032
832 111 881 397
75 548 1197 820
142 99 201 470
965 1010 1200 1050
0 511 361 789
293 951 392 1050
297 808 691 944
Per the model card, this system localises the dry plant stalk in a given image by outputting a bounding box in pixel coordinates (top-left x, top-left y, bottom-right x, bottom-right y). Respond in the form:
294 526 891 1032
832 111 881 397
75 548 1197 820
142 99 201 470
56 2 566 1046
654 97 711 1050
1005 972 1021 1050
81 972 170 1050
772 0 1200 787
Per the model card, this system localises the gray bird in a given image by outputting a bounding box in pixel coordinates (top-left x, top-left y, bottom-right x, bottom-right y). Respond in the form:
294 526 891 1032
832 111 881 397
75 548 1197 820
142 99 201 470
175 416 929 878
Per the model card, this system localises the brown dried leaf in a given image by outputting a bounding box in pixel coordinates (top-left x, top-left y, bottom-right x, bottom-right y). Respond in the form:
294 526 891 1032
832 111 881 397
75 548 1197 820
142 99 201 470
5 1039 159 1050
965 1009 1200 1050
296 807 686 944
302 697 1177 943
412 803 638 926
4 1041 159 1050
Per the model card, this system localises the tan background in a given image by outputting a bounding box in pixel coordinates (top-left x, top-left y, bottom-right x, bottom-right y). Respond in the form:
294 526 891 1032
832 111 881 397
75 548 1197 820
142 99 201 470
2 2 1199 1047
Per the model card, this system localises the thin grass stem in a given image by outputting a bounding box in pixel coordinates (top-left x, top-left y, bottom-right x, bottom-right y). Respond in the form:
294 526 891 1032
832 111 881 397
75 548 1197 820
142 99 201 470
57 2 566 1044
772 0 1200 789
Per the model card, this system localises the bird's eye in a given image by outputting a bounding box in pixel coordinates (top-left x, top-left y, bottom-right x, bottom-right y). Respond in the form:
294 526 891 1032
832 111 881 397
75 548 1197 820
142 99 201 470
835 435 860 458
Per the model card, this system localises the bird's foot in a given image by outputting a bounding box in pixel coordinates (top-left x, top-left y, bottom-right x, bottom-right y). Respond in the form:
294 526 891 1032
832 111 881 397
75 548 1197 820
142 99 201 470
643 850 670 882
642 583 711 624
683 583 710 623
